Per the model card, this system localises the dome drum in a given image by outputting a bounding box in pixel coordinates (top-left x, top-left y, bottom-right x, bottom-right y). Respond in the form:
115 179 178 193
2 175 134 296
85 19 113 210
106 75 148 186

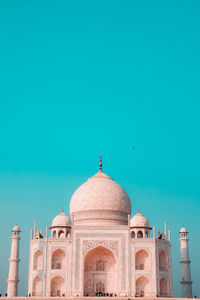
72 209 129 226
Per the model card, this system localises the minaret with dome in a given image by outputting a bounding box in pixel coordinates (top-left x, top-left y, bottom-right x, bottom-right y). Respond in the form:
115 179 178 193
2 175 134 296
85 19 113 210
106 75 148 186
14 158 176 297
7 225 21 297
179 226 193 298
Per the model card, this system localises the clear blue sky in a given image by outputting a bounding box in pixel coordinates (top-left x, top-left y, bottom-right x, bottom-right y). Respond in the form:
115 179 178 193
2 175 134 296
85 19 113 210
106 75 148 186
0 0 200 297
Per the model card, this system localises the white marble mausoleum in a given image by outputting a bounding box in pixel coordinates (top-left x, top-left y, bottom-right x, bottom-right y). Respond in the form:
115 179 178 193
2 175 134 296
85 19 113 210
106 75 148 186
6 159 193 298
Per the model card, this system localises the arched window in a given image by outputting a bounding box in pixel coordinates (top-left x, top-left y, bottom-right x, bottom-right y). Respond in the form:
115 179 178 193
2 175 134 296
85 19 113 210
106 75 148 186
136 276 149 297
52 230 56 238
33 250 42 270
96 259 105 271
51 249 66 269
131 231 135 238
58 230 65 238
137 230 143 238
32 276 42 296
159 251 168 271
135 249 150 270
145 231 149 238
160 277 168 296
51 276 65 297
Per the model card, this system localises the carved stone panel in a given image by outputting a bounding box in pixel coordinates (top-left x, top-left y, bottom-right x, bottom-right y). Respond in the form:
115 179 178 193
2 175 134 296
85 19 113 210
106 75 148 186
83 240 119 256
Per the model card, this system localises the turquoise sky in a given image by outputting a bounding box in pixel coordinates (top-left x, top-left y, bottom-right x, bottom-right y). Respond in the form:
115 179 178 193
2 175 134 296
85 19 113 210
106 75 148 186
0 0 200 297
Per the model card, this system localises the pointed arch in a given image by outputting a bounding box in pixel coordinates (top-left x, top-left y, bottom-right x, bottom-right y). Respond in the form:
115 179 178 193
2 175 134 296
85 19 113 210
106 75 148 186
135 249 150 270
51 276 65 297
33 250 42 270
84 246 117 296
137 230 143 238
32 276 42 296
136 276 149 297
58 230 65 238
131 231 135 238
159 251 168 271
160 277 168 296
51 249 66 269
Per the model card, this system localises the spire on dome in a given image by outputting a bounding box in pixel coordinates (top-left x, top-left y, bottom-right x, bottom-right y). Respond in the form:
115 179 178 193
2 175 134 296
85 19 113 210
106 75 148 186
99 155 103 171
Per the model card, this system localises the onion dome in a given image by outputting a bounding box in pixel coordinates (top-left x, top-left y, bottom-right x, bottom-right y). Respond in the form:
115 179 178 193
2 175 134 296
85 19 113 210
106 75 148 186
12 224 20 232
130 212 150 228
51 211 71 227
70 157 131 225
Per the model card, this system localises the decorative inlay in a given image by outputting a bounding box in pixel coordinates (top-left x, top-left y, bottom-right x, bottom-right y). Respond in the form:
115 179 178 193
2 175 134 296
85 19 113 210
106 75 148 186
83 240 118 255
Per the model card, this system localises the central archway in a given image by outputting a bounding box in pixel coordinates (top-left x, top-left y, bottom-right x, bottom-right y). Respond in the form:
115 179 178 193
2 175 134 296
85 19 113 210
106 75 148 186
84 246 117 296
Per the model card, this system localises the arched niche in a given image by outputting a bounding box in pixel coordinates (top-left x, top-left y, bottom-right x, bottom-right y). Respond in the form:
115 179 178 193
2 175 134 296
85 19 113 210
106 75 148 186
58 230 65 238
131 231 135 238
135 276 149 297
33 250 42 270
51 249 66 269
159 251 168 271
84 246 117 296
137 230 143 238
32 276 42 296
160 277 168 296
135 249 150 270
51 276 65 297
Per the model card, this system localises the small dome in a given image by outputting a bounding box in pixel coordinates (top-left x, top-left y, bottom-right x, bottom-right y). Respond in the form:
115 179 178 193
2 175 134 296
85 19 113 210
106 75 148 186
52 212 71 227
12 225 20 232
130 212 150 228
180 226 187 233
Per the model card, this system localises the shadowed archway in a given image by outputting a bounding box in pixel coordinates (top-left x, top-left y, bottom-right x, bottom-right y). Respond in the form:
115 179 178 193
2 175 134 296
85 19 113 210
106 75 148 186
84 246 117 296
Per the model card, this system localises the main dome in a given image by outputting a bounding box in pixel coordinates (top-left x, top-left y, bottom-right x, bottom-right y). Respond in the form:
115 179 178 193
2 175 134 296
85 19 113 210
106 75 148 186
70 169 131 225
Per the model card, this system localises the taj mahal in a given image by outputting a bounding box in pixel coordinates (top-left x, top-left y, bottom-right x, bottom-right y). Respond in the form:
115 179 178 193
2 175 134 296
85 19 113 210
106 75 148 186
6 158 193 298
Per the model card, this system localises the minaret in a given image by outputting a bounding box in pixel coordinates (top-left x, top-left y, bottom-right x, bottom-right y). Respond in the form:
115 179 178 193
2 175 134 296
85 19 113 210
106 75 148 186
7 225 21 297
179 226 192 298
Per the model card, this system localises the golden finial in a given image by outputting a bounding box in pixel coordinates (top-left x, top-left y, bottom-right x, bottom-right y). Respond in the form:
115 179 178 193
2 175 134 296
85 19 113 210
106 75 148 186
99 155 103 171
138 208 140 213
62 207 64 213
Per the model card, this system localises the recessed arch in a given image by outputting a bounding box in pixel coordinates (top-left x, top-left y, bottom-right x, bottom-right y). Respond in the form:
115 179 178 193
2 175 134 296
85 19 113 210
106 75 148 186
58 230 65 238
51 249 66 269
84 246 117 296
32 276 42 296
51 276 65 297
160 277 168 296
159 251 168 271
131 231 135 238
136 276 149 297
135 249 150 270
33 250 42 270
137 230 143 238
